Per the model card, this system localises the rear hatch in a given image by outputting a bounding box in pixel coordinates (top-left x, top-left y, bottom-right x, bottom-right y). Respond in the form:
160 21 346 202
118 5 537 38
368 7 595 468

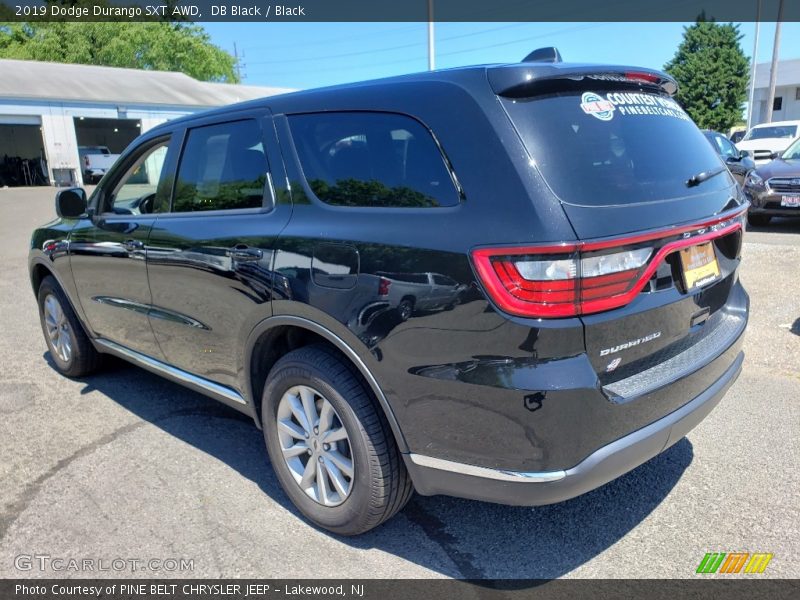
487 64 747 395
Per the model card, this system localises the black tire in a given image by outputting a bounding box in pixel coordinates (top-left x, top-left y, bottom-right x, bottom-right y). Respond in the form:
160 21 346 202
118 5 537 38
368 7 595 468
37 275 102 378
397 298 414 322
747 213 771 227
261 344 413 535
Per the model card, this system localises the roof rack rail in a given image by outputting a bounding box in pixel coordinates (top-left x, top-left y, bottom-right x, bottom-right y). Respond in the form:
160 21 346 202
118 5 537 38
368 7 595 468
522 47 562 64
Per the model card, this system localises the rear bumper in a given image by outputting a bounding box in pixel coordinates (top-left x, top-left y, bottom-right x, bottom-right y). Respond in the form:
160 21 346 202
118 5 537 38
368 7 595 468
405 350 743 506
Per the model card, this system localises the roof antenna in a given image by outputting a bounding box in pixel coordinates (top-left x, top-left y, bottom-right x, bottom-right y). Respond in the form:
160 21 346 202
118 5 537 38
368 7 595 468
522 47 562 64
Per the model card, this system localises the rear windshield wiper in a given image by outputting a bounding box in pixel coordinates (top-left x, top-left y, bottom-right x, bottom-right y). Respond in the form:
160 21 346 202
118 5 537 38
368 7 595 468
686 167 728 188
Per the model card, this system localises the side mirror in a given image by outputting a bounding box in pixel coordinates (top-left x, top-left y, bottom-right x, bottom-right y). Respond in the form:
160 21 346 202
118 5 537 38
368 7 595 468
740 149 752 158
55 188 87 218
770 151 780 160
726 154 742 163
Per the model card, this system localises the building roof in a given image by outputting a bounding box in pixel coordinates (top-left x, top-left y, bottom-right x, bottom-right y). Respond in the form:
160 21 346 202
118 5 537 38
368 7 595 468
0 59 293 107
754 58 800 89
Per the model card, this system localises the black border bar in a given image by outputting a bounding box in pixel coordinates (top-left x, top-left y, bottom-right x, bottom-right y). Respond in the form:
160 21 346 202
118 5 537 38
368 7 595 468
3 579 800 600
1 0 799 23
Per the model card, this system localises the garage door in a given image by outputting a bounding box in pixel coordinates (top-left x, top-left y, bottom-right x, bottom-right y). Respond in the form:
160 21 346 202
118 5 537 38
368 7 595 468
0 117 49 187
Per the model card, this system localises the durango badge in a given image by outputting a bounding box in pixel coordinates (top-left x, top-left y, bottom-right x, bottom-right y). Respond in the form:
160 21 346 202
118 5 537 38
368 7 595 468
580 91 615 121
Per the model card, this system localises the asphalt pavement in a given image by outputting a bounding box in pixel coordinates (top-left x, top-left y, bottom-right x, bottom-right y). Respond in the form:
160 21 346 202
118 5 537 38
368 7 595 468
0 187 797 579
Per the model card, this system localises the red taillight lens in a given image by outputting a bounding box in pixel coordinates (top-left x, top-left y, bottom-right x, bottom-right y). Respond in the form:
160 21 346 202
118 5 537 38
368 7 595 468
471 209 746 319
475 246 651 317
378 277 391 297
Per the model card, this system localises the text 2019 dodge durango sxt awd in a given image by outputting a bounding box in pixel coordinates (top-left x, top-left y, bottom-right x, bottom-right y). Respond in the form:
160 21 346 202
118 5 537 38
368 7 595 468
30 54 748 534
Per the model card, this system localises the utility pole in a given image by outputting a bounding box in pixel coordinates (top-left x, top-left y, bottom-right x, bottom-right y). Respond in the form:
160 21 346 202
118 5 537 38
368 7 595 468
233 42 243 81
747 0 761 129
427 0 435 71
765 0 784 123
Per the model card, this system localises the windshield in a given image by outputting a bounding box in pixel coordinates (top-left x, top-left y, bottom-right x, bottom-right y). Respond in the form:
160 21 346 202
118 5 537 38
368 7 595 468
744 125 798 140
782 138 800 160
501 89 729 207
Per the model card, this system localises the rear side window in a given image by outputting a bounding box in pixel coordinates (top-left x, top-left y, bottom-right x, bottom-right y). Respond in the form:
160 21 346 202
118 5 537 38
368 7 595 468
501 90 729 207
172 120 268 212
288 111 460 208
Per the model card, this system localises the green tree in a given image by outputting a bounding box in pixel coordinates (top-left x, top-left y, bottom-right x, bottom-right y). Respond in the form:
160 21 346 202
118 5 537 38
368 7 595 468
664 19 749 131
0 15 238 83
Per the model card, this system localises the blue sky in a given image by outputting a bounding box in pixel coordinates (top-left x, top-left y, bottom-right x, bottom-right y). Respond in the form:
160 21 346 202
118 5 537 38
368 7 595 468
203 22 800 91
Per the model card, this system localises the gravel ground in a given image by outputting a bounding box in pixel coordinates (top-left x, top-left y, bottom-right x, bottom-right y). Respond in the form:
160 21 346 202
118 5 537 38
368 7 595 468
0 187 797 579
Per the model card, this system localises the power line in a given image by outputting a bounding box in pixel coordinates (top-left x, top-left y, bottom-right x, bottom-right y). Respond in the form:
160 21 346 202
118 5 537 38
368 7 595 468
246 23 606 75
242 23 422 51
247 21 576 67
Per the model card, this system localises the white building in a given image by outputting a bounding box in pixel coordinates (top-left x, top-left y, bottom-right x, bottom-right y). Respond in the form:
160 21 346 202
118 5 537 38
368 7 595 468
750 58 800 125
0 59 291 187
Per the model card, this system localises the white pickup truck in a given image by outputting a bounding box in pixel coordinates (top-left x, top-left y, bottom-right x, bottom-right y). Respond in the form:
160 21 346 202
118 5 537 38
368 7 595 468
78 146 120 184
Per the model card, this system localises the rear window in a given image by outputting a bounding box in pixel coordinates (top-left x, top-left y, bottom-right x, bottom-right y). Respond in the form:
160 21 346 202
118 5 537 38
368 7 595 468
501 90 729 207
744 125 797 140
288 111 460 208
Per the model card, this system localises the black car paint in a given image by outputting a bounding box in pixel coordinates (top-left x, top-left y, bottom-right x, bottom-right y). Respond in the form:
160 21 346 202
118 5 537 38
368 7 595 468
30 64 748 501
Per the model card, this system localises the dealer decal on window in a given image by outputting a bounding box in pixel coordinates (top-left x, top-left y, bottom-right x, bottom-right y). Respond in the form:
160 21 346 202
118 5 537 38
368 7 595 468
580 91 690 121
580 92 616 121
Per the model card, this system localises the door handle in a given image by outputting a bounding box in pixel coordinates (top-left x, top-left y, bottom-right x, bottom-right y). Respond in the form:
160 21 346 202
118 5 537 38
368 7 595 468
123 239 144 251
226 245 263 261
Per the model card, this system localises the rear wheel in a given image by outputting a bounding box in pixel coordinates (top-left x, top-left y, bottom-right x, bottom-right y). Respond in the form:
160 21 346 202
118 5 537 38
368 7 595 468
37 276 101 377
397 298 414 321
261 345 412 535
747 213 771 227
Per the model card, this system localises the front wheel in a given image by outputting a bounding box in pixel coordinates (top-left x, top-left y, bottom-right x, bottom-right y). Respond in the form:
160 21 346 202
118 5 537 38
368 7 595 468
37 275 101 377
261 345 412 535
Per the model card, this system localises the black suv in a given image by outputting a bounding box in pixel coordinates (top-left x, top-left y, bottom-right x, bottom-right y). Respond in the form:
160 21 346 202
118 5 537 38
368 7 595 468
30 56 748 535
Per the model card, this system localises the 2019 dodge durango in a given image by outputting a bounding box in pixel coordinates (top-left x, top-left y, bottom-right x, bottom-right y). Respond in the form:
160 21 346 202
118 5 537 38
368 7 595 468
30 54 748 535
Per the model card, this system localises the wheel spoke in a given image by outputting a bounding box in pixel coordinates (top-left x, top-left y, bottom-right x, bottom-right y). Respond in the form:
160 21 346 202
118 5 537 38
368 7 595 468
325 460 350 497
281 442 308 458
316 461 330 504
326 450 353 478
323 427 348 443
287 393 312 434
60 330 72 360
55 335 64 360
278 419 307 440
298 386 319 431
299 458 317 489
317 400 334 435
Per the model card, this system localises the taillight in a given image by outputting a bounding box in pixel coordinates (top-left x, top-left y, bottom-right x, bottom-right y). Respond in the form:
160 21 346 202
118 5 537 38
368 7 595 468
474 246 652 317
471 209 745 319
378 277 391 297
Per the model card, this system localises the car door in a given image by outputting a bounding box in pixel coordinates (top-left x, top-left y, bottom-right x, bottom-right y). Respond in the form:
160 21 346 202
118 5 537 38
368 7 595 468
69 134 179 357
145 111 291 391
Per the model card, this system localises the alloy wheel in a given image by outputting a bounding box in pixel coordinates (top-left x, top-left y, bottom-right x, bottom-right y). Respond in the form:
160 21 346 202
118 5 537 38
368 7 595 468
44 294 72 363
276 385 354 507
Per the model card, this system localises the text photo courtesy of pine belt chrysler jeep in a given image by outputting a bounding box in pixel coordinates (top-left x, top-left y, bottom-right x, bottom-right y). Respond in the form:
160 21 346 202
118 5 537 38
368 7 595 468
30 52 748 535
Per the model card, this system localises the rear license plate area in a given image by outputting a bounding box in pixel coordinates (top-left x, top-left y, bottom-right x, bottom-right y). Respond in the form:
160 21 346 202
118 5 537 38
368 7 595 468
679 242 720 290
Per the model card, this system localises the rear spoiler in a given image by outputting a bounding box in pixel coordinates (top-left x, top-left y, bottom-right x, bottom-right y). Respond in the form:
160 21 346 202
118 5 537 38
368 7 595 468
488 64 678 98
